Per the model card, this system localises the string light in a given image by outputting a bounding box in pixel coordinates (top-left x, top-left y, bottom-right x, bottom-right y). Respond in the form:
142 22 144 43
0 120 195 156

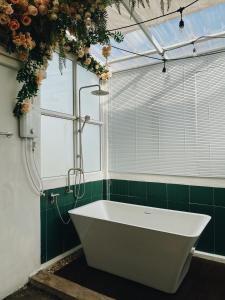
162 59 167 73
178 7 185 30
192 42 197 55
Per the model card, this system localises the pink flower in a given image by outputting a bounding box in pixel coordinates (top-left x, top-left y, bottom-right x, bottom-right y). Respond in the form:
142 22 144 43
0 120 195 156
9 19 20 30
21 15 32 26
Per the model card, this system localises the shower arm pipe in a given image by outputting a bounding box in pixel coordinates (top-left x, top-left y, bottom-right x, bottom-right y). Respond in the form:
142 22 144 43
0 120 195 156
78 84 100 121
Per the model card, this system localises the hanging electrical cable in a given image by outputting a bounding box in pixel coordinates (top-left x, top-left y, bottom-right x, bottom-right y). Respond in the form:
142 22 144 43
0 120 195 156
110 44 225 74
109 0 199 32
110 34 225 69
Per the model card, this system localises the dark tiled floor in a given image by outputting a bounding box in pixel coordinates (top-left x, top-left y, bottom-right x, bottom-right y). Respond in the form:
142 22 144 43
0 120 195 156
5 286 59 300
56 255 225 300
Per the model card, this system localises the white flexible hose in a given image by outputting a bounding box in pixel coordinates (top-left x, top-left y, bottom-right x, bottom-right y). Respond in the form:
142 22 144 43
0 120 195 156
24 138 41 195
55 195 71 225
31 146 44 196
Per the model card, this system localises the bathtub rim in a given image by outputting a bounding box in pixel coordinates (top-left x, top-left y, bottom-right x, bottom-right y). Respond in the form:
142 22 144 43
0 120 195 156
69 200 211 239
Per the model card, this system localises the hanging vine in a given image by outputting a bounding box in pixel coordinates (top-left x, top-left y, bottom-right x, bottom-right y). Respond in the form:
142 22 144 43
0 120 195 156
0 0 169 117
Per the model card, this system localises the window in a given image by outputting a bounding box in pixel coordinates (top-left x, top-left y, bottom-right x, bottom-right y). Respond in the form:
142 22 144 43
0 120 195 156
41 53 75 178
109 52 225 178
41 54 102 178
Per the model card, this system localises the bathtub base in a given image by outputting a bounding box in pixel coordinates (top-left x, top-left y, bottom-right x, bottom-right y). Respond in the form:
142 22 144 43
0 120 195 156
75 218 197 294
69 201 210 294
85 249 194 294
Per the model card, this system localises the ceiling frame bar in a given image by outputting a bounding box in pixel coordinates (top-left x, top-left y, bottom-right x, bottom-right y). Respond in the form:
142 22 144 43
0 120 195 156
121 0 167 59
109 30 225 64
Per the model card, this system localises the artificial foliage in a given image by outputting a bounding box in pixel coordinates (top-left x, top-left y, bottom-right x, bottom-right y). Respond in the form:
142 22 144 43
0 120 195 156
0 0 161 117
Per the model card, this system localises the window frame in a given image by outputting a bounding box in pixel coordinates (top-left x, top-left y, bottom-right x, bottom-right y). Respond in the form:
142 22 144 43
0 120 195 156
40 54 104 182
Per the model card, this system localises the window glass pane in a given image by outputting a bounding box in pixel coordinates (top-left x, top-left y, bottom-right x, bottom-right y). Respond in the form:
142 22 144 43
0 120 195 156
149 3 225 48
77 65 100 121
41 53 73 115
82 124 101 172
41 116 74 177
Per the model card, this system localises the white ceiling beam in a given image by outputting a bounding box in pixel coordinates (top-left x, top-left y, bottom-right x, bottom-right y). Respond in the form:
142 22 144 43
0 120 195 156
109 31 225 64
121 0 167 58
164 30 225 52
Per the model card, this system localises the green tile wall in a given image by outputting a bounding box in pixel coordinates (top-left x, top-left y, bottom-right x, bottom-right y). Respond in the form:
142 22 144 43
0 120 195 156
108 179 225 256
41 180 103 263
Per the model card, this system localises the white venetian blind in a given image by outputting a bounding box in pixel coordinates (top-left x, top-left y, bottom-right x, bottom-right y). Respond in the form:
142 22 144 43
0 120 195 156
108 53 225 177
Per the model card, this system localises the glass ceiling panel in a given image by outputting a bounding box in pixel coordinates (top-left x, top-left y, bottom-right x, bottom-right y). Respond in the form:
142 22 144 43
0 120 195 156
91 29 154 62
149 3 225 48
109 54 162 73
166 38 225 59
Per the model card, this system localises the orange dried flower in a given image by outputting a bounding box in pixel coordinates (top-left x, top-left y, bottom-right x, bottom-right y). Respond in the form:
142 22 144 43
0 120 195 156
21 99 30 113
4 6 14 15
102 45 111 58
27 5 38 16
36 69 44 86
0 13 10 25
10 0 20 4
18 51 28 61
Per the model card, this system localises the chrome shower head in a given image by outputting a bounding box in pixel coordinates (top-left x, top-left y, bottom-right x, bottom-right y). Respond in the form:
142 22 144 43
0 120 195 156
91 89 109 96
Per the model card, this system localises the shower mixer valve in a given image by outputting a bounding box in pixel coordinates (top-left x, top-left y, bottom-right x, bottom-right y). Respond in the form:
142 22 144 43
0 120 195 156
50 193 59 204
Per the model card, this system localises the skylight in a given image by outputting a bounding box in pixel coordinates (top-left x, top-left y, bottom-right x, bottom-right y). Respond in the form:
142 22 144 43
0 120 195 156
91 1 225 72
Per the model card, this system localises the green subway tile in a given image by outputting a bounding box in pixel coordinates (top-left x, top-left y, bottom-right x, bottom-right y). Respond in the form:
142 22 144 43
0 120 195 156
214 188 225 207
92 193 102 201
190 186 213 205
110 179 129 195
147 198 167 209
103 180 108 199
127 196 145 206
62 204 80 252
92 181 103 196
110 194 128 203
190 204 214 253
85 181 92 196
148 182 167 202
46 207 64 261
215 207 225 256
129 181 147 198
168 201 189 212
167 184 189 203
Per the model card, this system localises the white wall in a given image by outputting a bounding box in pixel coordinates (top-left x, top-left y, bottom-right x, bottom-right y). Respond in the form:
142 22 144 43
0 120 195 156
0 52 40 299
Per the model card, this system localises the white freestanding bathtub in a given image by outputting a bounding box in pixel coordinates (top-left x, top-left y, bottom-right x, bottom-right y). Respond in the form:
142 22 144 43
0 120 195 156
69 200 210 294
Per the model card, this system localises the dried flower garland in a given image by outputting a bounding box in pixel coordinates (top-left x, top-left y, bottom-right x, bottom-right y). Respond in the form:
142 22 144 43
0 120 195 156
0 0 150 117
